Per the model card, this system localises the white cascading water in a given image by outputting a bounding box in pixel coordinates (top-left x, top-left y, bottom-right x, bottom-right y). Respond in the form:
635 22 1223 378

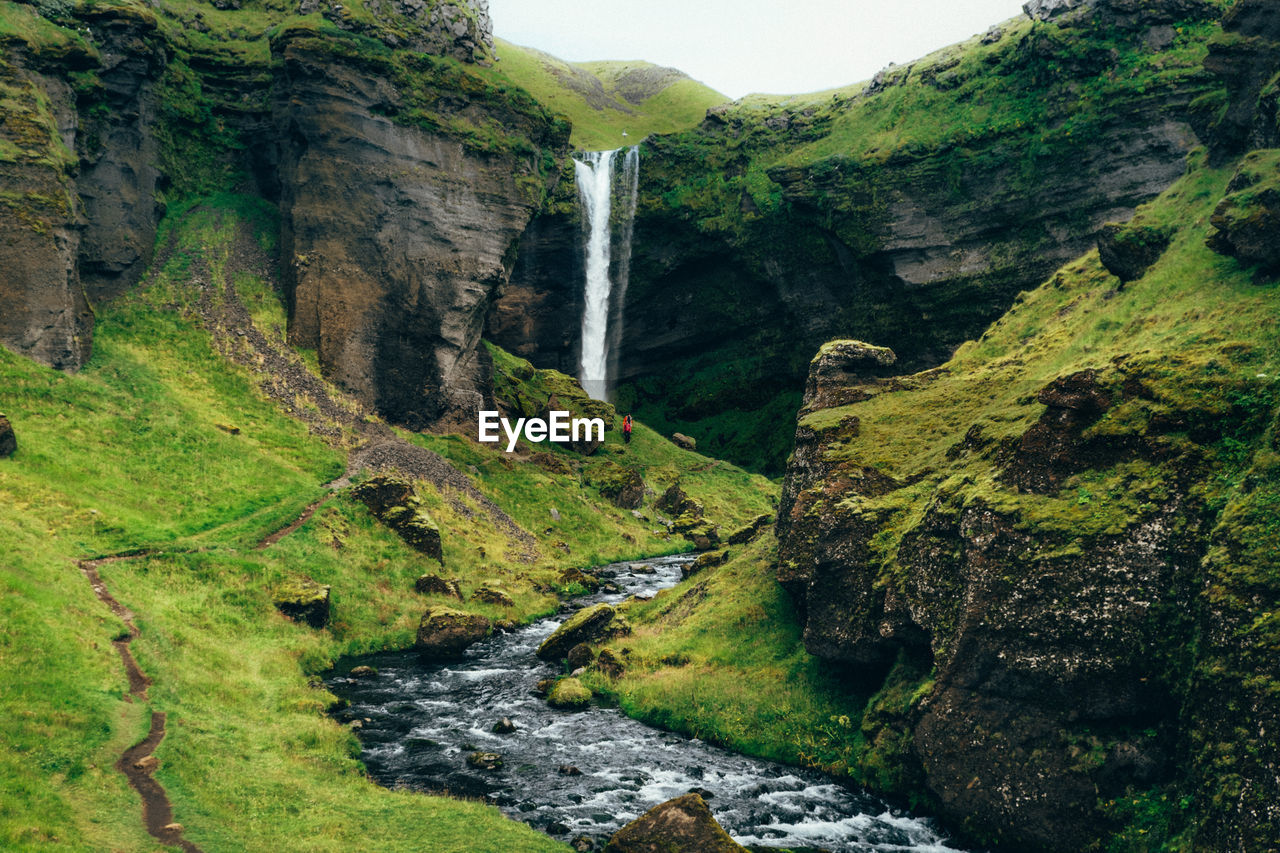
575 146 639 401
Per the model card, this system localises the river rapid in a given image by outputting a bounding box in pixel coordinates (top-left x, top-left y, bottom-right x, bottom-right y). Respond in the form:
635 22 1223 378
327 556 970 852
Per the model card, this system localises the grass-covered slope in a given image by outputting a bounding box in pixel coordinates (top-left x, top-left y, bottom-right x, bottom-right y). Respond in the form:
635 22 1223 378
0 193 774 851
482 39 727 150
585 141 1280 850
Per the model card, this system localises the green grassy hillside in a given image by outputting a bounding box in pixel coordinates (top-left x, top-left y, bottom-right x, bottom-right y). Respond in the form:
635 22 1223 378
482 39 728 150
0 193 774 851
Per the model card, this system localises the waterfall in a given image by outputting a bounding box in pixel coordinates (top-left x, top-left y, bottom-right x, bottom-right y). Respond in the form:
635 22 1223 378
575 146 639 402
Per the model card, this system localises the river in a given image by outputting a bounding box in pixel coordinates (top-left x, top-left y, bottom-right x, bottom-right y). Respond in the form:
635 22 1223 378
326 555 969 852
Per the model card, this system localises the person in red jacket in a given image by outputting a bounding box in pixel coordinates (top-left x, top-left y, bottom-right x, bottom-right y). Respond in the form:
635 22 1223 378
623 414 633 444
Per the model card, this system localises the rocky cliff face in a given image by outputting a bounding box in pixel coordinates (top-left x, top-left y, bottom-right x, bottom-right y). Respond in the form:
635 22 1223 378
273 29 567 427
773 5 1280 846
494 0 1224 473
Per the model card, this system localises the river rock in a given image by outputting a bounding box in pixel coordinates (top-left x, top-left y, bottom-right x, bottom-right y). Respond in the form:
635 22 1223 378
352 475 443 562
272 576 331 628
537 603 617 660
0 415 15 458
348 665 377 678
414 574 462 598
570 836 594 852
415 606 491 660
671 432 696 451
493 717 516 734
466 751 503 771
630 563 655 574
558 764 583 776
547 677 591 710
604 793 747 853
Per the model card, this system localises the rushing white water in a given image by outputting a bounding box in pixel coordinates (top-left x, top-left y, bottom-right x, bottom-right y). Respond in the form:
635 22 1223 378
575 146 640 401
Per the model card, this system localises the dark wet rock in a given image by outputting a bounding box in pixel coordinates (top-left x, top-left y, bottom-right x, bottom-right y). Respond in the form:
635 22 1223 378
415 606 491 660
471 585 515 608
570 836 595 852
353 475 443 562
0 415 15 458
687 787 714 800
559 764 583 776
414 574 462 598
273 576 331 628
671 432 696 451
546 820 572 835
596 649 625 679
727 514 772 545
348 665 377 678
534 678 555 696
630 563 656 574
538 603 617 660
547 677 591 710
604 793 747 853
1097 221 1172 283
567 643 596 670
466 751 503 771
1199 0 1280 161
492 717 516 734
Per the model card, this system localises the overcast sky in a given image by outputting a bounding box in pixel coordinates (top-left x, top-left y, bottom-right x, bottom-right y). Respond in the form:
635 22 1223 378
488 0 1029 100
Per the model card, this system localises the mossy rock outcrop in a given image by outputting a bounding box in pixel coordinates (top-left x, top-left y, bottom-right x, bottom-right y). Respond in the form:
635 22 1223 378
353 475 443 562
414 574 462 598
727 513 772 545
471 585 514 607
415 606 491 660
1097 221 1172 283
546 677 591 710
655 483 701 518
488 345 616 455
584 460 645 509
537 603 617 660
1207 150 1280 274
273 576 331 628
604 793 747 853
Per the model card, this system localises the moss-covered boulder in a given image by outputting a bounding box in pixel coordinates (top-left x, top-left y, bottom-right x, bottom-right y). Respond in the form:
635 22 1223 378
352 475 443 562
0 415 15 458
537 603 617 660
684 549 730 578
1097 221 1172 283
1207 150 1280 273
604 793 747 853
273 576 331 628
546 677 591 710
727 513 772 545
566 643 595 670
671 432 696 451
414 574 462 598
415 606 491 660
584 460 645 509
673 511 719 551
655 483 701 518
471 585 514 607
466 751 503 771
559 567 602 592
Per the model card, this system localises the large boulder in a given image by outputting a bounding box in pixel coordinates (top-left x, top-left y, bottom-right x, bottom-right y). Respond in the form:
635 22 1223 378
414 574 462 598
802 340 897 414
604 793 747 853
273 576 331 628
1097 221 1172 283
415 606 491 659
352 475 443 562
0 415 15 458
537 603 617 660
